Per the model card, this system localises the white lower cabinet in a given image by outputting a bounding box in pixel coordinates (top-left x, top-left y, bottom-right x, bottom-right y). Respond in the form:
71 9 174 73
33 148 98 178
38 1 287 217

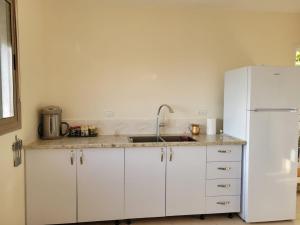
26 149 77 225
206 179 241 197
206 161 241 179
206 196 240 214
207 145 242 162
77 148 124 222
26 148 124 225
26 144 243 224
125 147 166 219
205 145 242 214
166 146 206 216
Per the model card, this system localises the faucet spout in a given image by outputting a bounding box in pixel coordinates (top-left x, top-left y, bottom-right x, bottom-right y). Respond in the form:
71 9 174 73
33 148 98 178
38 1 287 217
157 104 174 115
156 104 174 138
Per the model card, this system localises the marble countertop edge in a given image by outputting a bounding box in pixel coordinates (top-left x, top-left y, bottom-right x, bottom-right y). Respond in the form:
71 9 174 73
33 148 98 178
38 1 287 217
24 134 246 150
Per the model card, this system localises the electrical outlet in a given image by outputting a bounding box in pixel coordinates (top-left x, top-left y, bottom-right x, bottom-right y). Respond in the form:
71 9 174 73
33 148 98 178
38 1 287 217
104 111 115 118
198 109 207 118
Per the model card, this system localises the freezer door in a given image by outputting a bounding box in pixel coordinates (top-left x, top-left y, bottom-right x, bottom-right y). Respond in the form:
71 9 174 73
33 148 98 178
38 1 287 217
248 67 300 110
245 111 298 222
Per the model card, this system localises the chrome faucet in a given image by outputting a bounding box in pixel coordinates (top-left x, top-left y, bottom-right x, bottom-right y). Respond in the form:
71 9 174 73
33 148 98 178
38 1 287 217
156 104 174 138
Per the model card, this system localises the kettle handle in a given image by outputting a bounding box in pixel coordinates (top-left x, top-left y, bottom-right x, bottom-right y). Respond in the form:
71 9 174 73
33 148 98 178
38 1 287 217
61 122 70 136
38 123 43 138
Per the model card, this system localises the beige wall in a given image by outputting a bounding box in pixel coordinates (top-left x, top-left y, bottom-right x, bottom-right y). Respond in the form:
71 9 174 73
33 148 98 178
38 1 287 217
42 1 300 121
0 1 300 224
0 0 45 224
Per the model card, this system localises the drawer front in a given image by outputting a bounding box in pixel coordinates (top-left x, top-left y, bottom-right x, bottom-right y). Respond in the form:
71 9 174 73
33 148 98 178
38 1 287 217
207 145 242 162
207 162 241 179
206 179 241 196
206 196 240 214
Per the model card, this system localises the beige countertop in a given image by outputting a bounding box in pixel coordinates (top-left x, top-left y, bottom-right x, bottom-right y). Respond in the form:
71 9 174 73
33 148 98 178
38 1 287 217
25 134 246 150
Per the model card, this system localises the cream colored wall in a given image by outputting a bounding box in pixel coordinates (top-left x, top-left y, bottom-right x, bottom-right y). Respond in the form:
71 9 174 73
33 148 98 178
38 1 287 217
0 1 300 224
42 1 300 121
0 0 45 225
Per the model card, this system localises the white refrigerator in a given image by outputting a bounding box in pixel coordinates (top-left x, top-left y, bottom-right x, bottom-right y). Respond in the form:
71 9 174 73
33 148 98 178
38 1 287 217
224 66 300 223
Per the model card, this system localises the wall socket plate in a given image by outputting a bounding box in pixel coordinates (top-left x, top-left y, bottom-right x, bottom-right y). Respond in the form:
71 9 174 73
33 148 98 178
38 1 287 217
198 109 208 118
104 110 115 118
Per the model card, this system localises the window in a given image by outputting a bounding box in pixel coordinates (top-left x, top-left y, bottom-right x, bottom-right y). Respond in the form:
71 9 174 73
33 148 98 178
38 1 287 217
0 0 21 135
296 48 300 66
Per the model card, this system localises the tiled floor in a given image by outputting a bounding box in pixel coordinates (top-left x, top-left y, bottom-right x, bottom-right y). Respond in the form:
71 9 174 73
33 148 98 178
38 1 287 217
78 194 300 225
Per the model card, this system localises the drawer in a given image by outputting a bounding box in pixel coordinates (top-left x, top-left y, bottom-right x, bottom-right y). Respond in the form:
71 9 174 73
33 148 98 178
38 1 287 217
206 196 240 214
207 162 241 179
206 179 241 196
207 145 242 162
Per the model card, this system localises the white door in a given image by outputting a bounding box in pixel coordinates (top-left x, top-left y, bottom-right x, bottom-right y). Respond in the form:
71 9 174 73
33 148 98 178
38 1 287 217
166 146 206 216
77 148 124 222
125 147 166 219
25 149 77 225
245 111 298 222
248 67 300 110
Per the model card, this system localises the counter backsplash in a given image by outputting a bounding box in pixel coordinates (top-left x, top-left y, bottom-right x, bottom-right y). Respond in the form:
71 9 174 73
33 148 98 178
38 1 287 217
64 118 223 136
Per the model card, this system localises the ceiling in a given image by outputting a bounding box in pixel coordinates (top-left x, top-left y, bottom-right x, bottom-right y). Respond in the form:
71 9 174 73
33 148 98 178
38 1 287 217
190 0 300 12
108 0 300 13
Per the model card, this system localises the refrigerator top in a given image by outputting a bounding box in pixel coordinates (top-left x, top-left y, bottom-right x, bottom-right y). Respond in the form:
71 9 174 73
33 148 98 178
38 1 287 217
247 67 300 110
249 108 298 112
227 65 300 73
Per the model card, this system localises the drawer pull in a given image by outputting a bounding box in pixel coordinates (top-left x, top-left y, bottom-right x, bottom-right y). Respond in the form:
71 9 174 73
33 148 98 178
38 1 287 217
169 148 173 162
217 167 232 171
80 150 84 165
70 150 75 165
216 201 230 205
218 150 231 153
161 148 164 162
217 184 231 188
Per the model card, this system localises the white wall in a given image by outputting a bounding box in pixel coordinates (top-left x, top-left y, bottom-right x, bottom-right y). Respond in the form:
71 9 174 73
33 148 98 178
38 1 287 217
0 0 45 224
42 1 300 122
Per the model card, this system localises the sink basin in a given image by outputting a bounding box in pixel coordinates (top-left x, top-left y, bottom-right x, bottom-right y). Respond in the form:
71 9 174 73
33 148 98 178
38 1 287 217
160 136 197 142
129 135 197 143
129 136 163 143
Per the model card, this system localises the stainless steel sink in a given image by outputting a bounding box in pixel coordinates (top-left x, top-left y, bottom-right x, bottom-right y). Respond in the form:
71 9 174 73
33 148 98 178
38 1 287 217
161 135 196 142
128 136 164 143
128 135 196 143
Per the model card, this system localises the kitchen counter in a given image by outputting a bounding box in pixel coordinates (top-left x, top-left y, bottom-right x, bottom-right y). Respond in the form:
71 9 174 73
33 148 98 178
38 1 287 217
25 134 246 149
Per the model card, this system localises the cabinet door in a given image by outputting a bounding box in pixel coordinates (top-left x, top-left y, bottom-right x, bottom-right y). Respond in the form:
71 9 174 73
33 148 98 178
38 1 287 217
77 148 124 222
125 147 166 219
25 149 77 225
166 146 206 216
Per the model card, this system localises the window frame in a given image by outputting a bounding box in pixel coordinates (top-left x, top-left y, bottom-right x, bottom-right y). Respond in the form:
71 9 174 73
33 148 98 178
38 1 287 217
0 0 21 136
296 48 300 66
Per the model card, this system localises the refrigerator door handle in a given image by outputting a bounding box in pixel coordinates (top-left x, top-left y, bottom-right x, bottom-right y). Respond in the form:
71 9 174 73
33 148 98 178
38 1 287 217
251 108 298 112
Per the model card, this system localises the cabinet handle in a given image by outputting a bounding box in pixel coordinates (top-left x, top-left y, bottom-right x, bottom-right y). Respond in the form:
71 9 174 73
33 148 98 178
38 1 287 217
218 150 231 153
217 167 231 171
169 148 173 162
80 150 84 165
70 150 74 165
217 184 231 188
161 148 164 162
216 201 230 206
